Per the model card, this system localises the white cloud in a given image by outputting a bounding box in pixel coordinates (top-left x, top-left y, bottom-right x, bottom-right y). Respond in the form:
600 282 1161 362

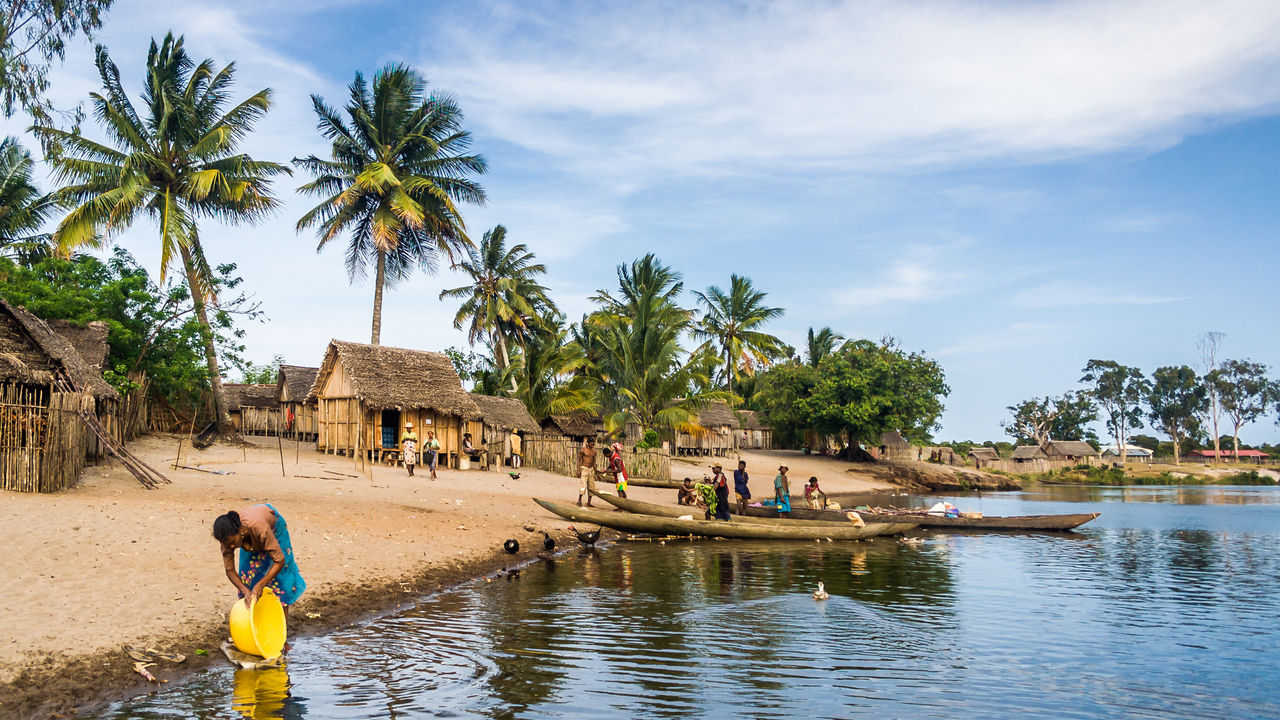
936 321 1063 357
1013 281 1190 309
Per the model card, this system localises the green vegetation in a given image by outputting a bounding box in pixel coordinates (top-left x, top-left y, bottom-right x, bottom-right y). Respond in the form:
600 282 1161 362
691 274 787 391
0 0 114 127
0 136 54 262
1028 465 1277 486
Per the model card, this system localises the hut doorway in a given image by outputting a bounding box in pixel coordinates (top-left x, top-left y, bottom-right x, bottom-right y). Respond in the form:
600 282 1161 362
381 409 401 449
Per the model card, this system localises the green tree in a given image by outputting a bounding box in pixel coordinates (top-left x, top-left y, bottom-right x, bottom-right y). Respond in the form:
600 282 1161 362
1210 359 1276 460
805 339 949 448
33 33 288 435
0 0 113 127
804 327 844 367
241 353 284 384
1002 392 1097 446
587 254 731 434
295 63 487 345
1146 365 1207 465
0 136 54 262
691 274 787 390
1080 359 1150 464
753 361 819 447
508 315 597 420
1197 331 1226 461
439 224 554 378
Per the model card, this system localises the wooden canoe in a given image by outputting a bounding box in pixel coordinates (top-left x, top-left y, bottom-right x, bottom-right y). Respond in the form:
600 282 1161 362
740 503 1100 531
623 477 687 489
533 499 904 540
590 491 920 533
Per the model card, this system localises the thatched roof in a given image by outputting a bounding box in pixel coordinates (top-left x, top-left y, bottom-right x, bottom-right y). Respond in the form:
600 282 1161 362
472 394 540 432
1047 440 1099 457
309 340 480 419
277 364 318 404
542 413 601 437
880 431 911 449
224 383 277 409
738 409 770 430
968 447 1000 460
47 319 109 372
0 298 117 399
696 400 739 429
1011 445 1047 460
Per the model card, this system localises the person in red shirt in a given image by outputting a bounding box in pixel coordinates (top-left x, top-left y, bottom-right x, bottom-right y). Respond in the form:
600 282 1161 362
605 442 628 498
804 477 827 510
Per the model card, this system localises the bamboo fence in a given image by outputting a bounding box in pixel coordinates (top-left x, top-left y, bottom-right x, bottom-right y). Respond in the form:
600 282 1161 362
522 435 671 480
0 386 94 493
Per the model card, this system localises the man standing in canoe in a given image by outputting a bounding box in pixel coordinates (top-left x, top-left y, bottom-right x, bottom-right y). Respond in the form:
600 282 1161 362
733 460 750 515
774 465 792 513
605 442 629 498
213 504 306 617
711 464 731 521
401 422 417 477
577 437 598 507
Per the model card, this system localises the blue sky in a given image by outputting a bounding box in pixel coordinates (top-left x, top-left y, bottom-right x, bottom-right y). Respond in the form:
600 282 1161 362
5 0 1279 443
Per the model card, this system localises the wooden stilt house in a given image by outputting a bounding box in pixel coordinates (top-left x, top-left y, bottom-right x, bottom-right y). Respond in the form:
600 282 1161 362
471 394 541 465
736 410 773 450
309 340 482 467
223 383 279 435
277 364 318 440
675 401 740 457
0 298 119 492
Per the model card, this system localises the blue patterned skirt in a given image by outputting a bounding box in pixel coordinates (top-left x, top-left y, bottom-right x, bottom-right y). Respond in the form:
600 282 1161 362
238 504 307 606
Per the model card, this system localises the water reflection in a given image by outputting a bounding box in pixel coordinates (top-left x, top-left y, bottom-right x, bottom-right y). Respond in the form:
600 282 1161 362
232 666 304 719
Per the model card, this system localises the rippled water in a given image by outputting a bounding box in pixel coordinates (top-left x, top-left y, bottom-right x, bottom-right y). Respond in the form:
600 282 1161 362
95 486 1280 719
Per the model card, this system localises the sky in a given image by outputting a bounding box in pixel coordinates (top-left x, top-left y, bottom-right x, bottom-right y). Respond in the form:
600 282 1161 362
5 0 1280 444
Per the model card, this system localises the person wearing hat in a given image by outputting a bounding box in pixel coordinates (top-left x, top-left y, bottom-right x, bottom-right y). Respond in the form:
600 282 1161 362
401 423 418 476
603 442 628 498
710 463 731 521
773 465 792 513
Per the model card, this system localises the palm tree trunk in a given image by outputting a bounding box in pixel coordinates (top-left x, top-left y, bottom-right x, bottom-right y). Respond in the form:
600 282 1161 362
493 330 519 393
180 245 234 435
371 249 385 345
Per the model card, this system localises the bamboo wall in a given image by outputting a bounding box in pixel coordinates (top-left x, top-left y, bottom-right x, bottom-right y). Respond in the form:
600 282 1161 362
315 397 469 466
0 384 93 493
675 426 738 456
280 401 317 440
239 406 282 436
522 435 672 480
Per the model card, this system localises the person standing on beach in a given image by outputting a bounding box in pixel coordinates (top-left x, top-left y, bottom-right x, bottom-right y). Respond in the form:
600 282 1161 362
606 442 629 498
733 460 750 515
711 464 731 521
424 430 441 479
774 465 792 513
401 423 418 476
510 431 522 468
213 504 306 617
578 437 598 507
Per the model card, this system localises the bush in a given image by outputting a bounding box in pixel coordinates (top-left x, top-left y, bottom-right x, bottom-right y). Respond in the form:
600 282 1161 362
636 428 660 450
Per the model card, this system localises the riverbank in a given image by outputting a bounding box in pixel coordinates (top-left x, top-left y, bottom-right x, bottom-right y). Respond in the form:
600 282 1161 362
0 436 898 719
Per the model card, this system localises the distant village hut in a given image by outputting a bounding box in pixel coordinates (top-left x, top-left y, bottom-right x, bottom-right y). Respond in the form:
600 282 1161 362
737 410 773 450
1101 444 1153 464
877 431 918 461
277 364 319 440
223 383 279 435
540 414 603 444
0 298 119 492
309 340 481 467
1045 440 1099 464
675 400 739 457
968 446 1000 468
472 394 540 465
1011 445 1047 463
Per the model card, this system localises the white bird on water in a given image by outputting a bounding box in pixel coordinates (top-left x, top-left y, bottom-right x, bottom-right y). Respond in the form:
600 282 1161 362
813 582 829 600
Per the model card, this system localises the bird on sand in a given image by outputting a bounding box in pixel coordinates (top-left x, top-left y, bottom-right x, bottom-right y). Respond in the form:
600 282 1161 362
508 471 521 480
503 539 520 554
542 531 555 551
567 525 601 546
813 582 829 600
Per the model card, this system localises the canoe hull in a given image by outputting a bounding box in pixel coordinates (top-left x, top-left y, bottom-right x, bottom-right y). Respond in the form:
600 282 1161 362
739 504 1100 531
534 499 902 540
591 491 919 533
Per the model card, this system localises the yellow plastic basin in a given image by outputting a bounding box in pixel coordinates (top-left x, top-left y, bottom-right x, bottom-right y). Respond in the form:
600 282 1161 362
229 588 287 658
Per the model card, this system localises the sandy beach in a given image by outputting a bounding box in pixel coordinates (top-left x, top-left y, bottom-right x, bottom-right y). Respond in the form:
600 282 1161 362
0 435 898 718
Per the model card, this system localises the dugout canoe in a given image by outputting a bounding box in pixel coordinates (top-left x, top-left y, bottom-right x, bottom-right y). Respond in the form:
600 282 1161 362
590 491 920 533
533 499 903 540
622 477 687 489
739 503 1100 531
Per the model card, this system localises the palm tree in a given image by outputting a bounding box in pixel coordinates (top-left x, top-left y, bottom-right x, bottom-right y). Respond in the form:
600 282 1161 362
692 274 786 391
0 136 55 263
805 327 844 367
295 64 486 345
588 254 732 433
510 314 597 420
439 224 554 374
33 34 288 433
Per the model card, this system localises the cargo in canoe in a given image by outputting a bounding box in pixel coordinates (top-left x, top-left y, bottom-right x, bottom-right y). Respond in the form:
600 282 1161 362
590 490 920 533
739 503 1100 531
533 499 904 541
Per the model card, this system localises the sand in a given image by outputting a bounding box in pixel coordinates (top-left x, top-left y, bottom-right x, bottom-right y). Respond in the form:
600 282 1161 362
0 435 895 718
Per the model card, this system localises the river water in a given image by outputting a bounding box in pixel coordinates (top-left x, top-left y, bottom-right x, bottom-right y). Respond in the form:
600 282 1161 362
93 485 1280 719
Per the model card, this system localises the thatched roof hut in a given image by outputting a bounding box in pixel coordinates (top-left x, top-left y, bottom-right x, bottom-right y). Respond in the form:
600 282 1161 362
277 365 318 404
1045 440 1099 460
471 394 540 433
696 400 740 429
224 383 277 409
736 409 774 450
1011 445 1047 461
47 319 109 373
0 298 116 399
541 413 603 440
968 446 1000 461
879 431 911 450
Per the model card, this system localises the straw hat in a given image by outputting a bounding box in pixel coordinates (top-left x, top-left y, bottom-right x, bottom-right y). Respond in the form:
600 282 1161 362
778 464 789 471
404 422 414 429
711 463 722 470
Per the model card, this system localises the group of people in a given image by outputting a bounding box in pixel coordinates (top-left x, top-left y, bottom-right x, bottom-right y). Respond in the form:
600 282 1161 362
400 425 525 478
677 461 830 520
576 437 629 506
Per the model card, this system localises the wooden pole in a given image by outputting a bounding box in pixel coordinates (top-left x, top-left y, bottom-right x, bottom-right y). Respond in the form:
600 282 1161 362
276 414 286 477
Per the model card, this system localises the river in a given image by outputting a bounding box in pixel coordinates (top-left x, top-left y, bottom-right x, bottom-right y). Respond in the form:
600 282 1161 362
91 485 1280 719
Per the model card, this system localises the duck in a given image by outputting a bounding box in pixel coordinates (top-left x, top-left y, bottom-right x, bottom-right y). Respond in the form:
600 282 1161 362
898 535 924 546
503 539 520 554
508 471 521 480
813 582 829 600
568 525 602 546
542 531 555 551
